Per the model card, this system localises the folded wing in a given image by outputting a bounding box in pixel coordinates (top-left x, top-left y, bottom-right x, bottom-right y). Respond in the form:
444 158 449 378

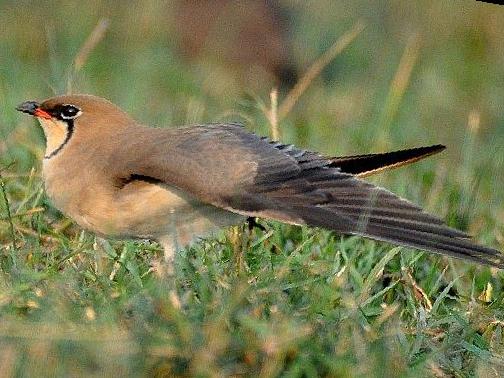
119 123 503 268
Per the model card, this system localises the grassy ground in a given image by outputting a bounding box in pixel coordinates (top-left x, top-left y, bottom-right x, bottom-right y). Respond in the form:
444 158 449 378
1 1 504 376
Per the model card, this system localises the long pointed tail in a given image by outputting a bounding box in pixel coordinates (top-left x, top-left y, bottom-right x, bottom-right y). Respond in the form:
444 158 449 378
330 144 446 177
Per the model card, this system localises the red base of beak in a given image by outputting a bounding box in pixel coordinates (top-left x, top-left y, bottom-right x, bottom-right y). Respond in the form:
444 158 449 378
34 109 52 119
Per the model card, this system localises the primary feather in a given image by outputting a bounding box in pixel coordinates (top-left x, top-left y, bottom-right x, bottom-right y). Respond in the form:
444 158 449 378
113 123 503 268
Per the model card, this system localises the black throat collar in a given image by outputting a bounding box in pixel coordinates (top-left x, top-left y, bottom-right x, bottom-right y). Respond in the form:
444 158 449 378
44 119 75 159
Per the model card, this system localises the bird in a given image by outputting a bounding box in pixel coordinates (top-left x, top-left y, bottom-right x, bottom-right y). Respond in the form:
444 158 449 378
16 94 503 269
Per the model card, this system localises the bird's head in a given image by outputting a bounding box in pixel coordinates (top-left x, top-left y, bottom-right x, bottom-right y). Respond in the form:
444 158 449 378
16 94 133 159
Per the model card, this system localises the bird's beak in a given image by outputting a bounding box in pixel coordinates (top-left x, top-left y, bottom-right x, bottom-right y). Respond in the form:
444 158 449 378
16 101 52 119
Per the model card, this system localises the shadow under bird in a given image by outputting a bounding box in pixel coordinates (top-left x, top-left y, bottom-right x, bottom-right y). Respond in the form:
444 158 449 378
16 95 503 268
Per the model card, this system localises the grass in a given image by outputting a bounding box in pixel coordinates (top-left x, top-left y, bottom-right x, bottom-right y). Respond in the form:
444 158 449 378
1 1 504 376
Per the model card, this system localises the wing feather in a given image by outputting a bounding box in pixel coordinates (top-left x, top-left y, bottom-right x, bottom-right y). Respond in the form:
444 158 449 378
330 144 446 177
118 123 503 268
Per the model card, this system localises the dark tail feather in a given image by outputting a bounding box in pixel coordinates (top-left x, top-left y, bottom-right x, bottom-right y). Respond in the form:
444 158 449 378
295 205 504 269
330 145 446 177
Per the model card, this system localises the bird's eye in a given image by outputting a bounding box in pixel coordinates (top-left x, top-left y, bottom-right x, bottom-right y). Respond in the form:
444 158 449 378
60 104 81 120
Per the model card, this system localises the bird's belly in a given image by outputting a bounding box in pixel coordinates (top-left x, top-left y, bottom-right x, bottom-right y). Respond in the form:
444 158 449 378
78 180 244 247
43 159 244 248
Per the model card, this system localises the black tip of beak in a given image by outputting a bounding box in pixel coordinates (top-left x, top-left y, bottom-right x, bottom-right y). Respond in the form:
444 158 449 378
16 101 40 115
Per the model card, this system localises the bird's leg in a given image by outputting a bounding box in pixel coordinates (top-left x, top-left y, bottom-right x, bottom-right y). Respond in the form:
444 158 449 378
155 236 178 276
244 218 256 253
245 217 267 258
93 236 111 275
229 225 246 274
160 238 176 264
247 216 266 232
230 219 263 275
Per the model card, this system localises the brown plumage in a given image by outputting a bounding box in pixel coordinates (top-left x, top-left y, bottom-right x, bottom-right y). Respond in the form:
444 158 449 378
16 94 503 268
